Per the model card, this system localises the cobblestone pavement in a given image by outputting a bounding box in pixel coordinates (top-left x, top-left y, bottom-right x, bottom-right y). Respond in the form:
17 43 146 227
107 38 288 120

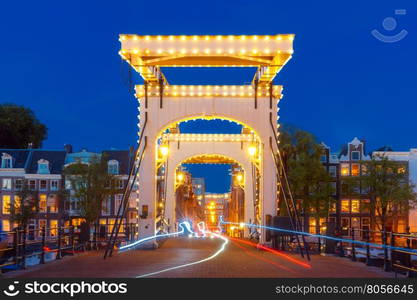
8 236 395 278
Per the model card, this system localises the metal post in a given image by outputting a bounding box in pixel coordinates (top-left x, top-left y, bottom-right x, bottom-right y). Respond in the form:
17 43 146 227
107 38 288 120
339 229 345 257
21 229 27 269
13 228 19 266
383 230 390 272
351 228 356 261
254 79 258 109
366 229 371 266
70 225 75 255
57 226 62 260
144 80 148 108
390 232 395 272
159 78 164 109
41 226 46 264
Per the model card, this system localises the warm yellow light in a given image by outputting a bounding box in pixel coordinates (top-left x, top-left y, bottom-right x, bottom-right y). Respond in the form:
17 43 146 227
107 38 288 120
159 202 164 208
236 174 243 182
159 145 169 156
239 222 245 229
248 145 257 156
177 173 184 182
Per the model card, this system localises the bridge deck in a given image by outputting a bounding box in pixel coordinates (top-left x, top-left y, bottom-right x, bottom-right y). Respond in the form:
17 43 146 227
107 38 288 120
6 237 395 278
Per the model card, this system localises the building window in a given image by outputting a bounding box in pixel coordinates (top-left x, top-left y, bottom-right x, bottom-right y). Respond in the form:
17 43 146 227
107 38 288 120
2 178 12 191
330 182 337 195
101 196 111 216
108 160 119 175
351 199 360 213
351 164 360 176
29 180 36 191
50 180 59 191
37 159 50 174
341 199 350 213
320 155 327 162
40 180 47 191
2 195 11 214
14 196 21 212
1 153 13 168
351 151 360 161
361 199 370 213
114 194 123 213
341 164 349 176
14 179 23 191
328 166 337 177
48 194 58 213
341 217 350 236
50 220 58 236
38 219 47 234
116 179 124 189
2 220 10 232
39 194 47 212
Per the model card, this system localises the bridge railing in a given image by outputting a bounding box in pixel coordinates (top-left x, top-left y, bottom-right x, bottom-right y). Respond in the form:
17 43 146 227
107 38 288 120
334 227 417 277
0 222 137 273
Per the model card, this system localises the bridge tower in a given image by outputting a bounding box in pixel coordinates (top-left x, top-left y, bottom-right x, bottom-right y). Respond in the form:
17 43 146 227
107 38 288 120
115 34 295 246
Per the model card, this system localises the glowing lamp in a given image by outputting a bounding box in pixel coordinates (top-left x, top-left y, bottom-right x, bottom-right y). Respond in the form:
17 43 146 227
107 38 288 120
177 173 184 182
159 145 169 156
236 174 243 182
248 145 257 156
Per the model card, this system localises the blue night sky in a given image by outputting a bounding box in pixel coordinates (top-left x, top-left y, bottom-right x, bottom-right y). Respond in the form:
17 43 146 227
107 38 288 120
1 0 416 192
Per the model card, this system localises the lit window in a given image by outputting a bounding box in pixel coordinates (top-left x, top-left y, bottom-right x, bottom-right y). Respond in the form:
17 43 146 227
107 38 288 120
14 196 21 212
2 178 12 190
341 164 349 176
37 159 50 174
398 166 406 174
48 194 58 213
351 199 360 213
50 180 59 191
351 164 360 176
341 199 350 213
2 195 11 214
50 220 58 236
108 160 119 175
1 153 13 168
2 220 10 232
351 151 360 160
39 194 47 212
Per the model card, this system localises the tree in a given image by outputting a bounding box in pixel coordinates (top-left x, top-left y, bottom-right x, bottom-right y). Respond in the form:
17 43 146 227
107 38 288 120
348 154 417 232
63 156 117 228
279 126 335 234
8 183 39 229
0 103 47 148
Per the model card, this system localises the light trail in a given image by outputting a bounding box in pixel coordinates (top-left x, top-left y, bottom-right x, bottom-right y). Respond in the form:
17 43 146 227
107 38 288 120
119 221 192 251
136 232 229 278
228 236 311 269
221 219 417 254
231 240 299 274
